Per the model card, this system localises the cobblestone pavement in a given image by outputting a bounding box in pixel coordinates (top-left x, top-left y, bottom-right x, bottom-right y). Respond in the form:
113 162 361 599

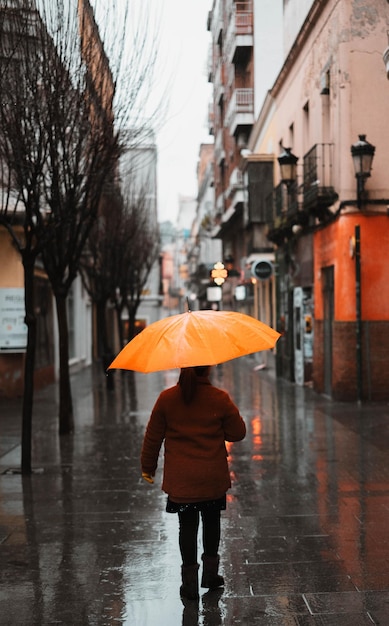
1 357 389 625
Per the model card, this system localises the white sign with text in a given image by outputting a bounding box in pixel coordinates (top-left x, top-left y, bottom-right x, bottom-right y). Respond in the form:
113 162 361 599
0 288 27 352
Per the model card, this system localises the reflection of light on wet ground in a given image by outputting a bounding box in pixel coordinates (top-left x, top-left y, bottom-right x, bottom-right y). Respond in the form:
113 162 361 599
229 471 237 486
123 599 184 625
119 513 226 625
251 415 263 461
3 360 389 624
225 441 234 455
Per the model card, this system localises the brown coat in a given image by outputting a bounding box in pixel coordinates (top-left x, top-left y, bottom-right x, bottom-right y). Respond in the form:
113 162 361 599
141 377 246 502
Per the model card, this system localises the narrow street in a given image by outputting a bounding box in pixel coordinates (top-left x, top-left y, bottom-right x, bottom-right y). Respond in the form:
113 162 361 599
1 357 389 625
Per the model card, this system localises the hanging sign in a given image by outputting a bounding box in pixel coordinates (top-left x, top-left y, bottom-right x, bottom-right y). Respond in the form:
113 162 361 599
251 260 273 280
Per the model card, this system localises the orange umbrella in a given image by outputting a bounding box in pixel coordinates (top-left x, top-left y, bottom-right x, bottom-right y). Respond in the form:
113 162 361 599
108 309 280 373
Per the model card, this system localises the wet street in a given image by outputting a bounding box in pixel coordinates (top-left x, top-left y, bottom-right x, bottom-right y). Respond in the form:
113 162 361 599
1 357 389 625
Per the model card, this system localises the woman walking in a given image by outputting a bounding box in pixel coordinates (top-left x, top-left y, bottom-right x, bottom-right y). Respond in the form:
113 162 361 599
141 365 246 601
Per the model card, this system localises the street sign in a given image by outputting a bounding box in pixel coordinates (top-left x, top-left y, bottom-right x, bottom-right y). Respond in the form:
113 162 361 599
251 260 273 280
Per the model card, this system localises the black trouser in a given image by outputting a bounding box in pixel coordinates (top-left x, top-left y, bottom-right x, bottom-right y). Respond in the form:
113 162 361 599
178 508 221 566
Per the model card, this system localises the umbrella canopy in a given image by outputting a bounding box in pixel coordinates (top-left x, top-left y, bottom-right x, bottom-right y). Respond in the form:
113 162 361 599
108 309 280 373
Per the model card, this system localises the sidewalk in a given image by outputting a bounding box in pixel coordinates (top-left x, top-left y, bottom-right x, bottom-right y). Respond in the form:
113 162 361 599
1 359 389 625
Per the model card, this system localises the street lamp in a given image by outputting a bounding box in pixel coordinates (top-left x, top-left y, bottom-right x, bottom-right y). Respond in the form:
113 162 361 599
278 147 298 189
278 147 298 214
350 134 375 210
211 261 228 286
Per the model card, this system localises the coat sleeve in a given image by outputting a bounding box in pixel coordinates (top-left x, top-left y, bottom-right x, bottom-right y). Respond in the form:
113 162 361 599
221 393 246 442
141 395 167 476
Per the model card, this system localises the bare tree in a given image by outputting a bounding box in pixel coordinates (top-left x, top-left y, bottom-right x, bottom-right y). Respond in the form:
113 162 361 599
116 191 160 343
80 187 125 360
80 180 160 364
0 0 167 471
0 2 57 472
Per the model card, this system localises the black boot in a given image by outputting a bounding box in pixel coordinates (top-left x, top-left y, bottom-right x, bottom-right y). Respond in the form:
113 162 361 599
201 554 224 589
180 563 199 601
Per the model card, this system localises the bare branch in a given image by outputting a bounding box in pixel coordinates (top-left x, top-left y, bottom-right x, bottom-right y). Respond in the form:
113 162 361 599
0 0 167 440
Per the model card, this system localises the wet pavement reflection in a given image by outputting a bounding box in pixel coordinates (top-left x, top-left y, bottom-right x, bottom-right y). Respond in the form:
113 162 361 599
1 358 389 624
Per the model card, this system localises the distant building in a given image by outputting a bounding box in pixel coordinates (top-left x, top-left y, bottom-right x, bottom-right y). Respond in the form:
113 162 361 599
186 143 223 310
159 221 179 314
173 195 198 313
120 132 161 330
207 0 283 321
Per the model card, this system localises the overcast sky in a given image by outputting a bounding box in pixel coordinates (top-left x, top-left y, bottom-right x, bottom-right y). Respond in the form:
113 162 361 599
154 1 213 224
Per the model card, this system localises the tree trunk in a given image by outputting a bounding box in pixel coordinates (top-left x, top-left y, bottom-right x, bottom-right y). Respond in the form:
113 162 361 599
127 306 135 341
55 293 74 435
96 299 110 358
115 304 124 348
96 299 114 388
21 254 36 474
128 305 137 341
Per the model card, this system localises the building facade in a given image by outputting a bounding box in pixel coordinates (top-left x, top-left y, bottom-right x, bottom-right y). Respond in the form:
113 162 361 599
206 0 389 400
207 0 282 329
120 133 161 335
186 143 223 310
0 0 97 396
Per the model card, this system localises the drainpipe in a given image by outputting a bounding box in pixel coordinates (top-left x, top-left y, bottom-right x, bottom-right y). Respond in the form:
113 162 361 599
355 224 362 404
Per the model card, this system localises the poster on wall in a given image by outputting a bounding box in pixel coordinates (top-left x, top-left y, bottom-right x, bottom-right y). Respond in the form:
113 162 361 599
0 288 27 352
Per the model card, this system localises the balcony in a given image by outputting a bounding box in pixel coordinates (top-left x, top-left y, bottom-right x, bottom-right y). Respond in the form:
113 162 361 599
225 1 253 65
303 143 338 220
225 88 254 136
243 159 274 226
266 182 309 247
228 167 244 210
228 167 243 189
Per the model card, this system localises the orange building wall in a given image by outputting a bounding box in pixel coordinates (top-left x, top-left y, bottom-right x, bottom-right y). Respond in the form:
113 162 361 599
0 229 24 287
314 214 389 322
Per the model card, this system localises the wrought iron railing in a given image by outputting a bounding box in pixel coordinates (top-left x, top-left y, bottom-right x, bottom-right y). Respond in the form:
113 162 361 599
303 143 338 212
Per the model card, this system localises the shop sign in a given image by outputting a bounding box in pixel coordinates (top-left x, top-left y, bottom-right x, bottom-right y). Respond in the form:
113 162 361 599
0 288 27 352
